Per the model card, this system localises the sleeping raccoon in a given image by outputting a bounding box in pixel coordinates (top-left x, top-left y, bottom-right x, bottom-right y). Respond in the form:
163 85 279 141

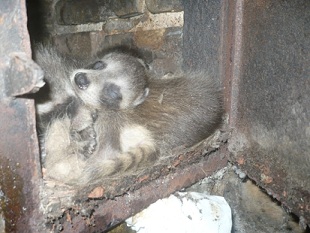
42 51 150 183
42 51 223 188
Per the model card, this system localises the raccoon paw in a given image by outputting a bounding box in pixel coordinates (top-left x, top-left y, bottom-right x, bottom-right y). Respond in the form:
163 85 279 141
82 137 97 157
70 125 97 158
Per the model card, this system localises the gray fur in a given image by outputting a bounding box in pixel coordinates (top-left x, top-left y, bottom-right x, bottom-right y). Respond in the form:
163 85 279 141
83 73 222 186
35 48 223 189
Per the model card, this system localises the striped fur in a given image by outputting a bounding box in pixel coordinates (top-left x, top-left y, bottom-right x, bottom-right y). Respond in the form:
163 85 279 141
35 48 223 189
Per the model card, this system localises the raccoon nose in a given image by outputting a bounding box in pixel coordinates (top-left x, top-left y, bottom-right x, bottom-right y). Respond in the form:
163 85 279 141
74 72 90 90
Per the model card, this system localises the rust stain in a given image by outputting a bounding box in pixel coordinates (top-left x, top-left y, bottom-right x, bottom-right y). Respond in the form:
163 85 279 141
0 156 24 233
172 159 181 167
0 99 43 232
137 175 149 183
236 156 245 165
88 187 105 199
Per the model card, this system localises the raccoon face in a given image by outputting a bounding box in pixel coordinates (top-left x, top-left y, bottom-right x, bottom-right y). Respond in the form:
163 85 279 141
70 52 149 110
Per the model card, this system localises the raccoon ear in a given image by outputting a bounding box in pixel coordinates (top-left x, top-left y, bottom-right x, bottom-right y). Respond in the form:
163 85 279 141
133 87 149 107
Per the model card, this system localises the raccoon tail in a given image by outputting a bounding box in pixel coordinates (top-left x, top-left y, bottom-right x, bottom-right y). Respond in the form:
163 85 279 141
80 125 158 186
105 145 158 175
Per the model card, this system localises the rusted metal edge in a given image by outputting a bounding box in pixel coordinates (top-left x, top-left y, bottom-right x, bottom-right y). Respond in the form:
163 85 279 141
42 129 229 232
61 149 227 232
5 53 44 98
234 154 310 228
0 0 45 232
226 0 244 127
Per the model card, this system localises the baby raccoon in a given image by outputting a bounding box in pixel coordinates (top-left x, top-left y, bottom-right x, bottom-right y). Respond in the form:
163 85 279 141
33 45 98 160
43 52 151 183
43 51 223 188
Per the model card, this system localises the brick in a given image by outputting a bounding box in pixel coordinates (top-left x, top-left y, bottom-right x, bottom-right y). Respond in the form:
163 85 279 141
94 27 183 77
99 33 135 50
55 0 114 25
111 0 144 18
53 32 93 59
103 18 137 34
146 0 183 14
144 28 183 77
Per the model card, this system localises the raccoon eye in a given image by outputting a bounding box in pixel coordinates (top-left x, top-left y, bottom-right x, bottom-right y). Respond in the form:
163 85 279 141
92 61 107 70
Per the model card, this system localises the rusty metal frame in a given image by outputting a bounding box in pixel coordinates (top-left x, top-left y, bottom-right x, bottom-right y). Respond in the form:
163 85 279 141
58 144 228 232
0 0 45 232
224 0 310 227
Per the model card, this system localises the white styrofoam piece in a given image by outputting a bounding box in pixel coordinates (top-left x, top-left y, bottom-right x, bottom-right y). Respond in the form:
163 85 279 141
126 192 232 233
